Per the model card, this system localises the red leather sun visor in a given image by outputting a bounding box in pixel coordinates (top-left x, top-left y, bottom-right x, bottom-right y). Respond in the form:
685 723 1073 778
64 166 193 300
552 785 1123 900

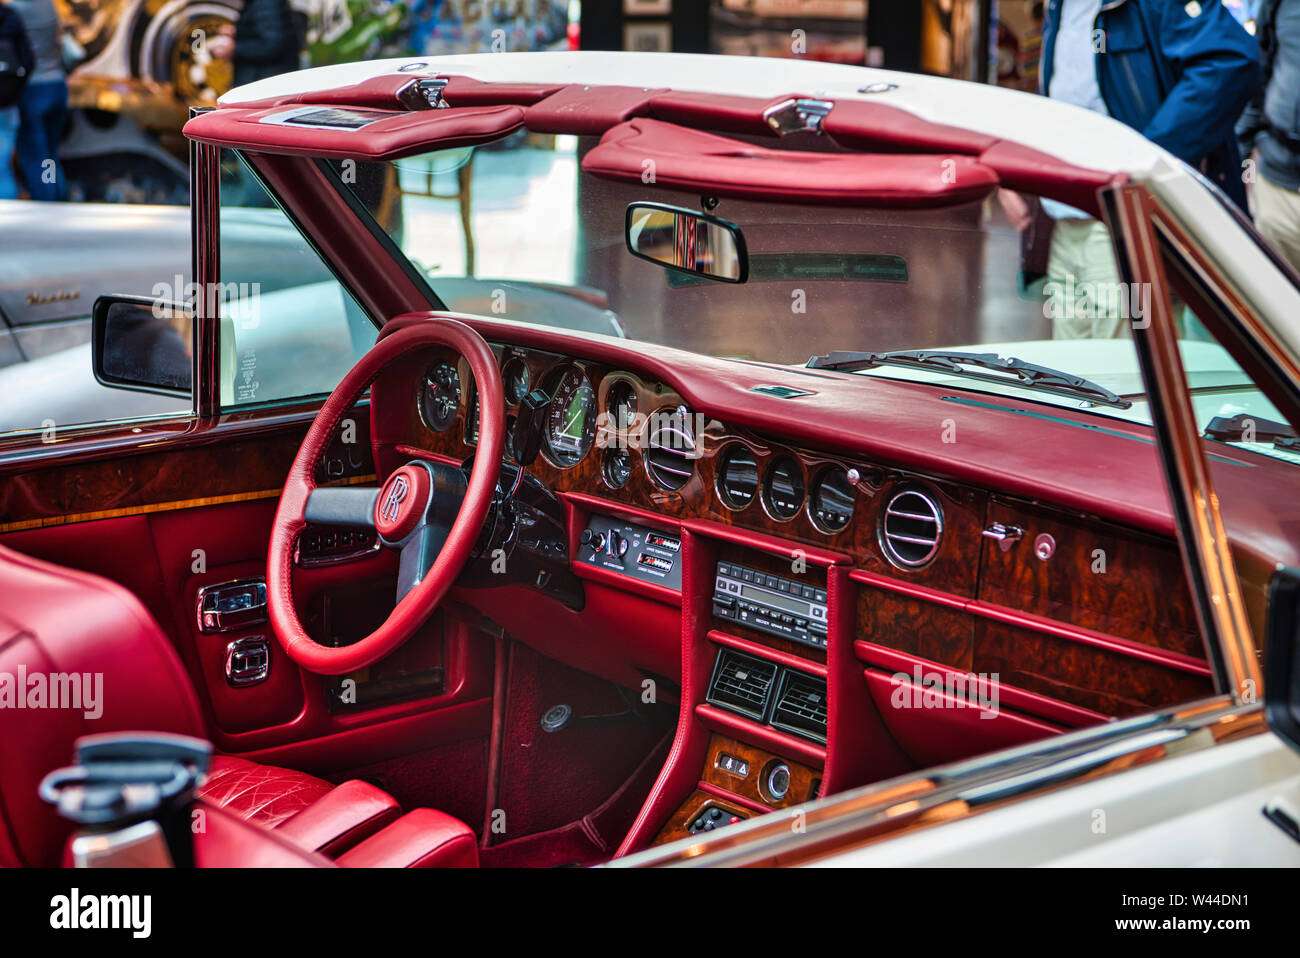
581 117 1000 208
183 102 524 161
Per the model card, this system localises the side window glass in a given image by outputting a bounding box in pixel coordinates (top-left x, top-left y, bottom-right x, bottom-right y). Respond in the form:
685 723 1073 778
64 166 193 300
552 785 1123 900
1162 246 1300 646
218 151 377 408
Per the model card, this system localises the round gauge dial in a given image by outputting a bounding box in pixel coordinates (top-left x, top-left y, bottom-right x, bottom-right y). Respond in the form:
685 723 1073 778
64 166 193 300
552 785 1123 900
420 362 461 432
607 379 639 432
764 456 806 520
603 448 632 488
544 366 597 467
811 468 854 532
503 357 530 405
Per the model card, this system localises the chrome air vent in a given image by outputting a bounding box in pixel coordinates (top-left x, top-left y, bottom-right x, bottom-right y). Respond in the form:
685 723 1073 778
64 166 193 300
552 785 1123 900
770 670 827 743
645 406 697 491
716 444 758 510
879 488 943 568
707 650 777 721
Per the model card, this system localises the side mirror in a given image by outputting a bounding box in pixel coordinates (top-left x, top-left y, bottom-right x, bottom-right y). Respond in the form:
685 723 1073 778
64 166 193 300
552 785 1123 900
625 202 748 284
92 295 193 398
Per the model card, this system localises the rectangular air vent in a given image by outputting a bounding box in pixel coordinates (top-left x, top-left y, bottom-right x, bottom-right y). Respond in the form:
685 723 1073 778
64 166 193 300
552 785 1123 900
707 650 777 721
770 670 828 743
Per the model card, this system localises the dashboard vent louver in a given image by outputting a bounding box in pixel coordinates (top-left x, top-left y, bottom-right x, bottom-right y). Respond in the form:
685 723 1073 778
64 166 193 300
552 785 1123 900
645 407 697 491
880 488 943 568
770 671 828 743
707 650 777 721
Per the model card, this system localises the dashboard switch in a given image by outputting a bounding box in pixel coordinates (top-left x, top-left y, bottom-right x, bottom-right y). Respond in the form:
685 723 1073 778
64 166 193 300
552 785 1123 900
604 530 628 562
688 804 747 835
578 517 682 591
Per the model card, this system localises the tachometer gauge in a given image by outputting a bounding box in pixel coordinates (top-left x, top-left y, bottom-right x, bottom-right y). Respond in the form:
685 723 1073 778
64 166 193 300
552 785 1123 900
421 362 461 432
544 366 596 467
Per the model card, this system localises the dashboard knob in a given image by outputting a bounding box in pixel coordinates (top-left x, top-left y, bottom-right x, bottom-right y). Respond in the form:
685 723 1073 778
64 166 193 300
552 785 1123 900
604 530 628 563
580 529 606 552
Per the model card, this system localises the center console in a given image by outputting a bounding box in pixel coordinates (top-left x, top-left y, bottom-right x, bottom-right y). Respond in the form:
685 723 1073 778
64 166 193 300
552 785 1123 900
574 512 912 856
635 534 853 849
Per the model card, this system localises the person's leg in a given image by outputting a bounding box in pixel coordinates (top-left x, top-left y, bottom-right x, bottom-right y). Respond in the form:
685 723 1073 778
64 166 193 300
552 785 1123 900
1079 220 1128 339
1045 218 1093 339
41 79 67 201
16 82 66 201
0 106 19 200
1253 172 1300 273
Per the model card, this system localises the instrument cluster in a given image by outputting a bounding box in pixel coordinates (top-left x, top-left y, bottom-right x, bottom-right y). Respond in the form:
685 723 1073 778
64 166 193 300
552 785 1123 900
413 345 874 545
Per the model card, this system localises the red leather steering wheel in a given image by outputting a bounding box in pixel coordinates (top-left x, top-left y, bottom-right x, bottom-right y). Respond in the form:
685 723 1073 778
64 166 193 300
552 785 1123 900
267 320 504 675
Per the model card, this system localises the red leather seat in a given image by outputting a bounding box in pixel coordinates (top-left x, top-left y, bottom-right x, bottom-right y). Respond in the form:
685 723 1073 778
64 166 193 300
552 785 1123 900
0 544 466 867
199 756 335 830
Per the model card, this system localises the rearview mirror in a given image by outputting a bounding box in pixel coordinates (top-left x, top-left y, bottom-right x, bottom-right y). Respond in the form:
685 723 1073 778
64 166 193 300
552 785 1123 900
625 202 748 284
92 295 193 398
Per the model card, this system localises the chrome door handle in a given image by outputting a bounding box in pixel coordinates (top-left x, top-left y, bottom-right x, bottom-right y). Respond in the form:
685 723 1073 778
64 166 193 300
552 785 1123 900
982 523 1023 552
196 578 267 633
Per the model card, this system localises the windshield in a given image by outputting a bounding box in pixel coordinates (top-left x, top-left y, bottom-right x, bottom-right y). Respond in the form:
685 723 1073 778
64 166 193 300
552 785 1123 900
325 133 1292 463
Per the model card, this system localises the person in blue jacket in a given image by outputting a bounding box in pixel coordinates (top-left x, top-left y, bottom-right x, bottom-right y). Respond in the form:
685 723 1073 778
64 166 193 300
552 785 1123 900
1030 0 1260 340
1041 0 1261 211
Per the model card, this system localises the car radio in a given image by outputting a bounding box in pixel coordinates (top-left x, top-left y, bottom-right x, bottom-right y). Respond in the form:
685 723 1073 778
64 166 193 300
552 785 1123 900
712 562 828 649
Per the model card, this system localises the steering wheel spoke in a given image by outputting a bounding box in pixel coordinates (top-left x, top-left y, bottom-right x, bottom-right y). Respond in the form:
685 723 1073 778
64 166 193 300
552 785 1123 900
397 522 453 600
303 486 380 528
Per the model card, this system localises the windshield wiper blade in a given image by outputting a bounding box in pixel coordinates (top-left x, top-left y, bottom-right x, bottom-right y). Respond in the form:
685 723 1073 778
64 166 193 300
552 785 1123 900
806 349 1133 409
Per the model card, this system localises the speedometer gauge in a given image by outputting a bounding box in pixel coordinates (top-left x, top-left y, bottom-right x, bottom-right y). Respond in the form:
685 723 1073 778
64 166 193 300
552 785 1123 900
544 366 597 467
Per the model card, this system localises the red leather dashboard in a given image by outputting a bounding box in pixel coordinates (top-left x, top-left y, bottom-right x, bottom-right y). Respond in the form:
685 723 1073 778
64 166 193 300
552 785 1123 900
369 314 1242 749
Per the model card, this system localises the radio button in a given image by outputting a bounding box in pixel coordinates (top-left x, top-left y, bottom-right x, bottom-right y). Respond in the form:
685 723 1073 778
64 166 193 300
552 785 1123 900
741 568 755 582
